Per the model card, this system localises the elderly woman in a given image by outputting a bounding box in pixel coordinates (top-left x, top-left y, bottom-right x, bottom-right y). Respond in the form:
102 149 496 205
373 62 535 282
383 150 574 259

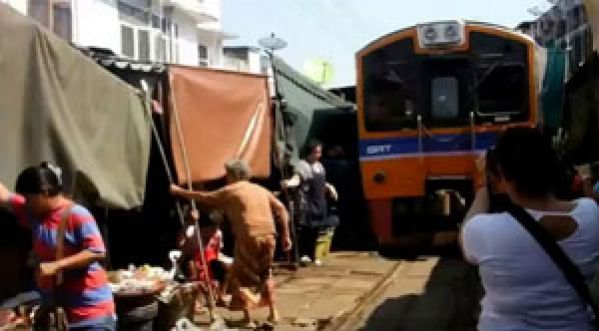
0 163 115 330
170 160 291 327
461 128 599 331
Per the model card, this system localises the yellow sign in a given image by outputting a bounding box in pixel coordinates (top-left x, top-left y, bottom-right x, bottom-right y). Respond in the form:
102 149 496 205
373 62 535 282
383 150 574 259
585 0 599 51
303 58 334 86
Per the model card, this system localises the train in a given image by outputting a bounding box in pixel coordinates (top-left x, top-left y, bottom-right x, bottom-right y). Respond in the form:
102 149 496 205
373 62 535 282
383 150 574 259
356 20 547 251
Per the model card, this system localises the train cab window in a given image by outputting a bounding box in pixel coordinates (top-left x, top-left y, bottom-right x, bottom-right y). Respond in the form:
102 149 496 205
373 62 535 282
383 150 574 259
364 80 417 131
476 64 528 115
362 38 420 132
470 32 530 121
431 77 459 119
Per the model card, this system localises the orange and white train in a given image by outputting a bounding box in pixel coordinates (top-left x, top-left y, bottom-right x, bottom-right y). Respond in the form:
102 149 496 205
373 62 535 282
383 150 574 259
356 21 547 250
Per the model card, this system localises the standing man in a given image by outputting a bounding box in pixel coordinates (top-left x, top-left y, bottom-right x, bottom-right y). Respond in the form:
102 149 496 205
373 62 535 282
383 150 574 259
170 159 291 327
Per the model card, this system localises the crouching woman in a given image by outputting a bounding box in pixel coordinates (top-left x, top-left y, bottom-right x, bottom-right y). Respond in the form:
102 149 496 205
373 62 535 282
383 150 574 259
0 163 115 330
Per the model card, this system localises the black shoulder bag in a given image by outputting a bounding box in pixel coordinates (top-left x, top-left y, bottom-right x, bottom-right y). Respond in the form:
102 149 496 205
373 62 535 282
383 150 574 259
508 204 599 329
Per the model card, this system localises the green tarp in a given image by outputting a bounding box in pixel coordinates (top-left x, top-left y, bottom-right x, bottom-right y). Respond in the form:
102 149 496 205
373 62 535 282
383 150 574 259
0 5 151 209
564 52 599 163
272 56 354 166
541 48 566 130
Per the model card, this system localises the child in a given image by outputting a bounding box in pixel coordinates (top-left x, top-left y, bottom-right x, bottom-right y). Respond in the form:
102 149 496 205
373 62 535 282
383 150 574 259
179 210 231 306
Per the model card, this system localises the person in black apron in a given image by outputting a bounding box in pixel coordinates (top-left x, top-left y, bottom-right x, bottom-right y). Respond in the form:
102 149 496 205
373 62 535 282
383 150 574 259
283 140 338 266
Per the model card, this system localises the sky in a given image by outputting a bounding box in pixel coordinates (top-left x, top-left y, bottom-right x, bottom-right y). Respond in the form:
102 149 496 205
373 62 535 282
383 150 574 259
221 0 549 87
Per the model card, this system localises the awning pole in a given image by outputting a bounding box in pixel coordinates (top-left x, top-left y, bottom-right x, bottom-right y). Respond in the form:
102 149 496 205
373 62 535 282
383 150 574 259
267 56 300 266
148 107 186 226
167 76 218 322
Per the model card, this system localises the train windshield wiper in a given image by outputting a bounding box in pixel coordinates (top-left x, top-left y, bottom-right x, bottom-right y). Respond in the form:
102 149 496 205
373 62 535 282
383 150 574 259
474 54 505 91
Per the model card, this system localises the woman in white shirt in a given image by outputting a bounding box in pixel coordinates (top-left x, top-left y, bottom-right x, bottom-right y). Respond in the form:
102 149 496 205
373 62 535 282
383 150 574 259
461 127 599 331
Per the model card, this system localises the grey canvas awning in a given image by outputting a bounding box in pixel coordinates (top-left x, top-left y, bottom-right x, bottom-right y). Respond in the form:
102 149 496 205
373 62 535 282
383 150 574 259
0 5 151 209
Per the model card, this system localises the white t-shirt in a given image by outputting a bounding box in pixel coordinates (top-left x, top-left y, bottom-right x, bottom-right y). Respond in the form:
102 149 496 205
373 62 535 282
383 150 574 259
296 160 325 181
462 198 599 331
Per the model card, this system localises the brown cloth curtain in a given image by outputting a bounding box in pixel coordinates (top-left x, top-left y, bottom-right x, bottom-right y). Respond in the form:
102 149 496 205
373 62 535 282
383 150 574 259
168 66 271 184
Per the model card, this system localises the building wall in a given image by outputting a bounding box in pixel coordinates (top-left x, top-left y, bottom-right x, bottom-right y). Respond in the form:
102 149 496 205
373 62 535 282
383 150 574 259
3 0 227 68
172 10 198 66
198 30 224 67
197 0 225 68
520 0 593 77
72 0 120 53
223 47 264 74
1 0 26 14
199 0 222 30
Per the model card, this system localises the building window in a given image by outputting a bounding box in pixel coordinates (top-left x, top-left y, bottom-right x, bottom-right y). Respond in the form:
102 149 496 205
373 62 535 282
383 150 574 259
121 25 135 58
138 29 150 61
28 0 50 28
198 45 209 67
155 34 167 62
27 0 72 41
117 0 150 25
53 1 72 41
151 15 160 29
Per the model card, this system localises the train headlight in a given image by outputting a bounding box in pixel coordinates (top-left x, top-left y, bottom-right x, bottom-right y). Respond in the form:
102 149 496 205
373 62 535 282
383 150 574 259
373 171 387 184
423 26 437 42
417 21 465 48
444 24 458 39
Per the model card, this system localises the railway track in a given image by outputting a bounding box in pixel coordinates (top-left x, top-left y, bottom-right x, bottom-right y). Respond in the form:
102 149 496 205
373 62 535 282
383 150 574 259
325 257 482 331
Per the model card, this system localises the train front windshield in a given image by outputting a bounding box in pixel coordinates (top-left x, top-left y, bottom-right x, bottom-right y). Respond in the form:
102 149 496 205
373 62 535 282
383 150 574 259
362 31 531 132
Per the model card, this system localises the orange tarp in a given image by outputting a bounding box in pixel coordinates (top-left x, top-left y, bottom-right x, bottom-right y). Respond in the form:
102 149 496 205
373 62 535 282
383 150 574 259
168 66 271 184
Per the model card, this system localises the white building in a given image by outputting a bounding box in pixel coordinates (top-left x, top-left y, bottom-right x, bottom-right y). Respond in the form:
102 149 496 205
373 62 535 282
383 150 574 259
517 0 593 76
1 0 233 68
223 46 264 74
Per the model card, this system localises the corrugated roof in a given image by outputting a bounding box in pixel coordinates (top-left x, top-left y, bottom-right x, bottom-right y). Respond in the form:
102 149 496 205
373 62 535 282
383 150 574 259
76 46 166 73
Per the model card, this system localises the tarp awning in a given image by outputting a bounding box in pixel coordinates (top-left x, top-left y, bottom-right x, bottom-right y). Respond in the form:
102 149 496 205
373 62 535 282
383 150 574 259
0 5 151 209
541 48 566 130
272 56 354 166
168 66 271 183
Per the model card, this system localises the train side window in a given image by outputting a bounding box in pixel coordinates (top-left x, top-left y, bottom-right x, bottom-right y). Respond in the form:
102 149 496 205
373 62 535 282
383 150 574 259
431 77 459 119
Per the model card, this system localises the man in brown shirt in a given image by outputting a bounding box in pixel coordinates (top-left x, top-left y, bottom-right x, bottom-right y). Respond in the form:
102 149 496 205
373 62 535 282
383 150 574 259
171 160 291 327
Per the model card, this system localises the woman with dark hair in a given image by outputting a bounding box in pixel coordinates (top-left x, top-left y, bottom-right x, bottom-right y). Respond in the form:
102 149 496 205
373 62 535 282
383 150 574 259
461 128 599 331
283 139 338 266
0 163 115 330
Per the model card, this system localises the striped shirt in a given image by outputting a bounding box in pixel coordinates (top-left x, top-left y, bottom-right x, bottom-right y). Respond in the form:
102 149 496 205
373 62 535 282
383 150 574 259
9 194 115 328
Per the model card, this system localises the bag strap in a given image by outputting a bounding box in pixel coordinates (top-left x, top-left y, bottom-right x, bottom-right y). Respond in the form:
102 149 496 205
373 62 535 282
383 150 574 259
508 204 599 327
55 203 74 287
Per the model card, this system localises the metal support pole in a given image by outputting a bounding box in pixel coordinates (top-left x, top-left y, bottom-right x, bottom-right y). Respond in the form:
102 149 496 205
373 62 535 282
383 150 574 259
417 115 424 162
268 51 300 266
470 112 476 151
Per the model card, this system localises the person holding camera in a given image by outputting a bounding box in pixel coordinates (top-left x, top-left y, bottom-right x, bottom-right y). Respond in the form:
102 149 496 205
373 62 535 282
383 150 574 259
460 128 599 331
